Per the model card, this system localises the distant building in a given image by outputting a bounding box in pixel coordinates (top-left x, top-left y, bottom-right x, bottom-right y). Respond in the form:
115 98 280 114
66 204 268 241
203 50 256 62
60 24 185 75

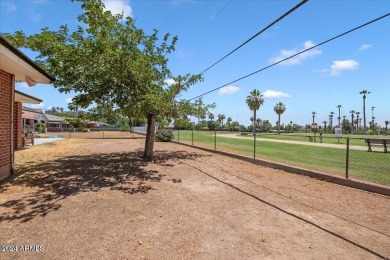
22 105 46 129
44 113 68 132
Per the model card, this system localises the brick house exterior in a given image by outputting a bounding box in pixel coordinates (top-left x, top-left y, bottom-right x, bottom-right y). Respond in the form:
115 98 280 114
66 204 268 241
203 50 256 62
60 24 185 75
0 35 54 179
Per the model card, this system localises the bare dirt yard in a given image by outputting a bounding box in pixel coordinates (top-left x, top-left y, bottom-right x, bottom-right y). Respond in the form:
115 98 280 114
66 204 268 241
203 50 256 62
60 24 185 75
1 135 389 259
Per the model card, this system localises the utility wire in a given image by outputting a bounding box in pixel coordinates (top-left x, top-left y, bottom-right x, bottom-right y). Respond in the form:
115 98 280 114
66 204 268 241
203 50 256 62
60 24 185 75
185 0 232 50
189 12 390 101
198 0 309 75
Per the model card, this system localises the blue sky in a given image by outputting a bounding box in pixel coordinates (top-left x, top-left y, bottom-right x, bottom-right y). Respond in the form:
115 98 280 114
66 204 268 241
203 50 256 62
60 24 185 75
1 0 389 127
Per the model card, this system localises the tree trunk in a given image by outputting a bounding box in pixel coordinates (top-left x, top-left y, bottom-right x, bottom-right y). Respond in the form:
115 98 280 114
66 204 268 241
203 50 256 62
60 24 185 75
253 110 256 135
277 114 281 134
143 114 157 161
363 97 366 134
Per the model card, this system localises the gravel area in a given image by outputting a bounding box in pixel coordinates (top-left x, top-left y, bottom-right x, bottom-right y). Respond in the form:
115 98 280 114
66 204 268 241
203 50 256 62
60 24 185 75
1 136 389 259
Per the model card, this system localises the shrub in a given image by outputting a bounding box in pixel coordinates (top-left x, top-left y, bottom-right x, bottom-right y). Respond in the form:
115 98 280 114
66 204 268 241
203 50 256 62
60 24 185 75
155 129 174 142
367 129 374 135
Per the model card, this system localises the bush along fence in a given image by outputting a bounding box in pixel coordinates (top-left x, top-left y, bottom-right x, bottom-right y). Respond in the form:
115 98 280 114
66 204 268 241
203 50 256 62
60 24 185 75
172 130 390 191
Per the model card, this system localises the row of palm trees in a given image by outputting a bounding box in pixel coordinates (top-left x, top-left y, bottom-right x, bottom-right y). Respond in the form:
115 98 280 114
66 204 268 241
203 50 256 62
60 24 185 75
245 88 388 135
311 89 386 134
246 89 288 134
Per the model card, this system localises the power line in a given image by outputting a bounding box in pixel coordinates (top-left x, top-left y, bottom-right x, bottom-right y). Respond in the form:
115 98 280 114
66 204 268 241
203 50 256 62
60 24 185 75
185 0 232 50
189 12 390 101
198 0 309 75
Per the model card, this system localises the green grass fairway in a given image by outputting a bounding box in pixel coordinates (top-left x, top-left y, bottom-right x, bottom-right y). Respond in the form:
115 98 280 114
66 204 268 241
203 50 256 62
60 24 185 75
173 130 390 186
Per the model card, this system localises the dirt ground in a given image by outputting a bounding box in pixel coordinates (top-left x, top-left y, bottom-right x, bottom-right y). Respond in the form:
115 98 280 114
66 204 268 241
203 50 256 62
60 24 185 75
1 136 389 259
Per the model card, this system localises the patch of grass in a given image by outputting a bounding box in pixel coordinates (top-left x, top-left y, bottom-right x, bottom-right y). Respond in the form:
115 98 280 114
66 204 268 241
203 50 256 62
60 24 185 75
173 130 390 186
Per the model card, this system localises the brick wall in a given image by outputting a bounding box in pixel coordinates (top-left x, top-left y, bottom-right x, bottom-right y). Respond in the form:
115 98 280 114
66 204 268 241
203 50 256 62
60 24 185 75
0 69 12 179
14 102 22 149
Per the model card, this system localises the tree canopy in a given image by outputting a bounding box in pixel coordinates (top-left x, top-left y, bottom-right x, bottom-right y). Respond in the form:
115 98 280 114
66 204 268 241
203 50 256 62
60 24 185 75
4 0 211 160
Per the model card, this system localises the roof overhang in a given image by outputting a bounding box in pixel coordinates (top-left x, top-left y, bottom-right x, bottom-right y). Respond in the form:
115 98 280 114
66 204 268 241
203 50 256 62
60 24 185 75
15 90 43 104
0 35 55 85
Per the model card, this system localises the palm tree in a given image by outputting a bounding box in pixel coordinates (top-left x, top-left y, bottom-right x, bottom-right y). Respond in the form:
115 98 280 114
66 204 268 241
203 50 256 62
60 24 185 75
273 102 286 134
305 124 310 133
221 114 226 127
217 114 223 126
329 112 334 132
360 90 370 134
371 106 375 126
349 110 355 134
342 116 346 133
323 121 327 133
256 118 261 127
208 112 214 122
355 112 360 133
312 111 317 124
246 89 264 135
336 105 342 126
385 120 389 135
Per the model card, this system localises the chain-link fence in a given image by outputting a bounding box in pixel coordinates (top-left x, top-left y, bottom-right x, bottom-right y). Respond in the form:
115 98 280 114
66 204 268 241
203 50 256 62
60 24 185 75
37 129 139 139
173 130 389 187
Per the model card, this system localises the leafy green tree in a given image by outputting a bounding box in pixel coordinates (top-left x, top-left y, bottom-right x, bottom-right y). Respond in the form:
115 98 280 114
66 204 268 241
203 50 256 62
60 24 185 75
208 113 215 122
158 119 169 129
385 120 389 135
261 120 272 132
246 89 264 135
4 0 206 160
273 102 286 134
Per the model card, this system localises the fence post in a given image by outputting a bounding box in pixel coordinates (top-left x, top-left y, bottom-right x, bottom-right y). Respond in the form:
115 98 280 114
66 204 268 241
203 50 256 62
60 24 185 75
214 131 216 150
345 137 350 179
192 127 194 146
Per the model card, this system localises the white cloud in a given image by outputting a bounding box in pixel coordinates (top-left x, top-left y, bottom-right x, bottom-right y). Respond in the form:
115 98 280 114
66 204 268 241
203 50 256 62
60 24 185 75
102 0 133 19
330 60 359 76
29 103 45 109
29 12 41 22
218 85 240 96
164 79 176 86
263 90 290 99
1 2 16 12
268 40 322 66
359 44 371 51
65 97 74 103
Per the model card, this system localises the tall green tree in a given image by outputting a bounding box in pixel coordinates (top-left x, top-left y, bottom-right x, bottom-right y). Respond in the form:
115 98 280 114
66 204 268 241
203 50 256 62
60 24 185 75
336 105 342 126
385 120 389 135
246 89 264 135
208 112 214 122
312 111 317 124
4 0 207 160
273 102 286 134
329 111 334 132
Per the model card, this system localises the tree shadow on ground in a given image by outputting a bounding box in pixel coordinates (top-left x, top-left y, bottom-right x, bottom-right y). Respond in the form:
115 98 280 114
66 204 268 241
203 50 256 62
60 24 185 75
0 149 204 223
